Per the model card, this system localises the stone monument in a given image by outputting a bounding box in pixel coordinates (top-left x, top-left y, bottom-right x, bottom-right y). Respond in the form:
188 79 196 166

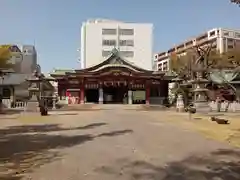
176 94 184 112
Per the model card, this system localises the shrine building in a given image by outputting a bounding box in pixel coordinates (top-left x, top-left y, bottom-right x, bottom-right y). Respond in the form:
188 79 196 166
50 50 174 105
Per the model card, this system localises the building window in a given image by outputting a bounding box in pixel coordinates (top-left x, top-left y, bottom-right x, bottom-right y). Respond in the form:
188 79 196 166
158 64 162 71
224 32 229 36
102 28 117 35
119 40 134 46
119 29 134 35
120 51 134 57
235 33 240 38
102 50 112 57
228 45 234 49
210 31 215 37
102 39 116 46
163 62 168 71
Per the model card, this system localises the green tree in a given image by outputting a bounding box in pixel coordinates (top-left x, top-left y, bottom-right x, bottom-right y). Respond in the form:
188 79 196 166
0 45 12 70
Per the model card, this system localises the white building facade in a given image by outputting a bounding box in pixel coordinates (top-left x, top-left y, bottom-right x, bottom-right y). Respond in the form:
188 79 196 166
154 28 240 71
80 19 153 70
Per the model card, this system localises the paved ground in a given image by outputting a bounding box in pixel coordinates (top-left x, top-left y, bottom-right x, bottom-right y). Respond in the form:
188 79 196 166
0 108 240 180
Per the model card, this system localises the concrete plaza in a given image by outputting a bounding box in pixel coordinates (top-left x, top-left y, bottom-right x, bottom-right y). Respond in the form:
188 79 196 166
0 107 240 180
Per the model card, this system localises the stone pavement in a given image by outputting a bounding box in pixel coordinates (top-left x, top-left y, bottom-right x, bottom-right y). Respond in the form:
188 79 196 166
0 109 240 180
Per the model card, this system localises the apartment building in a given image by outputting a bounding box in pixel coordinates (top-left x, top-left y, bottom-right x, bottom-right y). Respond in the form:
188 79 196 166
7 45 38 73
154 28 240 71
80 19 153 70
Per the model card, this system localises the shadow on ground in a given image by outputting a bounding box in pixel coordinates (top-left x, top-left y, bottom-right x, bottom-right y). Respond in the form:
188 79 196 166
0 176 23 180
0 122 107 135
0 109 22 114
96 149 240 180
0 109 23 119
0 122 133 179
96 130 133 137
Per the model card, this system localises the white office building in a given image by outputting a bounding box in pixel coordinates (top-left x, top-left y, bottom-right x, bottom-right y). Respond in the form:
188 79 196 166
80 19 153 70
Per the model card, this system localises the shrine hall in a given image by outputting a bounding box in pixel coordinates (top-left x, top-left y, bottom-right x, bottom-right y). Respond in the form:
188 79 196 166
50 50 174 105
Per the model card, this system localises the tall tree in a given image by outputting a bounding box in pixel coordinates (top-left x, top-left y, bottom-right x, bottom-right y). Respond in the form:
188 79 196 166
0 45 12 70
208 46 240 69
169 51 194 105
231 0 240 5
169 51 193 79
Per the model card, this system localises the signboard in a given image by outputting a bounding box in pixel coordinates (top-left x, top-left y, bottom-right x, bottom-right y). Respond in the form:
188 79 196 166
103 80 127 87
131 84 145 89
133 91 145 100
85 84 99 89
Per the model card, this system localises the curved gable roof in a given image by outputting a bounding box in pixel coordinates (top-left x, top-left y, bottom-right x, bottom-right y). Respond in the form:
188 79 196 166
75 49 152 74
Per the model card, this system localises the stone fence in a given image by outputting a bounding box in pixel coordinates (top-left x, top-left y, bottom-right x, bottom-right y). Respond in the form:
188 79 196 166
2 99 28 110
209 101 240 112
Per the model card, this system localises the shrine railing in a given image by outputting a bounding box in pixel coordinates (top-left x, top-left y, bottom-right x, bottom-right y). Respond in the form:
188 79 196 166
2 99 28 110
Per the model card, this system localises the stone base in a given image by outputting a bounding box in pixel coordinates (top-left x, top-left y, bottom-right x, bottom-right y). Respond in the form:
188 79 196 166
176 107 185 112
194 101 210 112
25 102 39 112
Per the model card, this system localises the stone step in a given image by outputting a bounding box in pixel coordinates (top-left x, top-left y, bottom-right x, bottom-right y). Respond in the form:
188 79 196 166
58 104 167 111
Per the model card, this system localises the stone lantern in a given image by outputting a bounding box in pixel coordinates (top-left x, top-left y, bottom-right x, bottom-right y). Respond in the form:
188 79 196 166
26 70 52 115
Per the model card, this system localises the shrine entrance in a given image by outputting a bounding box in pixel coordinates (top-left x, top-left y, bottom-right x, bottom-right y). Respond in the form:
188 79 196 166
103 83 128 104
85 89 99 103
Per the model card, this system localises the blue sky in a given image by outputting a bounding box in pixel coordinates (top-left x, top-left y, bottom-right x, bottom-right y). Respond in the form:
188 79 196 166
0 0 239 73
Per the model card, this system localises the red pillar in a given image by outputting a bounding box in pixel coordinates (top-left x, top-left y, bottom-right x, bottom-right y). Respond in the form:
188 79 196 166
79 83 85 104
80 89 85 104
66 90 71 104
145 85 150 105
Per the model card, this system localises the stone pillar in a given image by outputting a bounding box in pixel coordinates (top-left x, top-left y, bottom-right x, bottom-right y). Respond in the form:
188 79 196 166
145 86 150 105
10 88 15 107
128 90 132 104
98 88 103 104
176 94 184 112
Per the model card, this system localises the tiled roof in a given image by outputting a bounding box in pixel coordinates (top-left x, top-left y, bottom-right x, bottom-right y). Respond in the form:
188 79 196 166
209 70 240 84
1 73 30 85
51 69 75 75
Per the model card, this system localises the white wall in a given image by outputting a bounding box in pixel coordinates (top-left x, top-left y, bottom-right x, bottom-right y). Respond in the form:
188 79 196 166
81 20 153 70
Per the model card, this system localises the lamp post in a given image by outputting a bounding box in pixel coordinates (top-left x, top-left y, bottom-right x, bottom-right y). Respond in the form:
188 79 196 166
27 70 49 115
52 93 57 110
188 44 212 112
